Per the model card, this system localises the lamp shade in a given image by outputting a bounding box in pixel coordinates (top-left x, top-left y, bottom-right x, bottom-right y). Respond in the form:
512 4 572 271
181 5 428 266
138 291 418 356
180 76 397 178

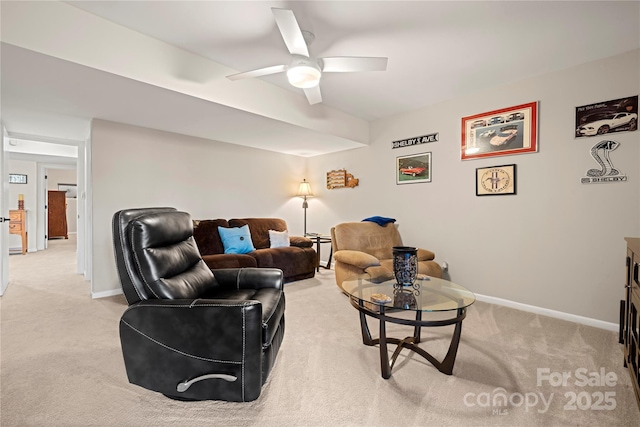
296 179 314 198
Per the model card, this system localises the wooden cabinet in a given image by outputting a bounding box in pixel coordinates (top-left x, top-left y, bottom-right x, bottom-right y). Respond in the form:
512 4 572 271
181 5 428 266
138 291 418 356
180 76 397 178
9 209 27 255
622 237 640 411
47 190 68 239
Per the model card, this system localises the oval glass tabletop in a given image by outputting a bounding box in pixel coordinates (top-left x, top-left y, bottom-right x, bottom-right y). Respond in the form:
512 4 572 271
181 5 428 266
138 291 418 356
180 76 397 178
341 275 475 312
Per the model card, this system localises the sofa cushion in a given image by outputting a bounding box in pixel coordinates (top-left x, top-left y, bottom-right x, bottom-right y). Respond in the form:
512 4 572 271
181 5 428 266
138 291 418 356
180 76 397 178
192 219 228 255
332 222 403 260
201 254 257 269
248 246 317 280
218 225 256 254
269 229 290 248
129 211 219 299
229 218 288 250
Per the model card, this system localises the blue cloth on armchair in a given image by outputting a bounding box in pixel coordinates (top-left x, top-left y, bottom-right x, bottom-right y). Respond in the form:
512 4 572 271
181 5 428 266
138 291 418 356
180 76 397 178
362 216 396 226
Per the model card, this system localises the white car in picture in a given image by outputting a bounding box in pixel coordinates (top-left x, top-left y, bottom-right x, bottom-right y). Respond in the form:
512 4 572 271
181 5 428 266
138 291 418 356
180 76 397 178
490 129 518 147
576 112 637 136
479 129 496 138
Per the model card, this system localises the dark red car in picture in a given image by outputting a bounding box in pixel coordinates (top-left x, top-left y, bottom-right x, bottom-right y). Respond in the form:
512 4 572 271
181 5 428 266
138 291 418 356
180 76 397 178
399 166 426 176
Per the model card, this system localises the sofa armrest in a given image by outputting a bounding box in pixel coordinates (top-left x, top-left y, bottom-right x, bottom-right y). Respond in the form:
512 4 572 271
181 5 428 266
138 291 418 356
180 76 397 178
212 267 284 291
289 236 313 248
416 248 436 261
334 250 380 269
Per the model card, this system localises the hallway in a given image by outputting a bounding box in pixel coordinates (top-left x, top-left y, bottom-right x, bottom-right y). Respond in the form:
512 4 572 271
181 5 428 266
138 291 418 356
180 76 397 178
7 234 86 295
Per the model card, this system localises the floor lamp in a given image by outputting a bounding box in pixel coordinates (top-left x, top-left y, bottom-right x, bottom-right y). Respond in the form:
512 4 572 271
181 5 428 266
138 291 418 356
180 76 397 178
296 179 314 236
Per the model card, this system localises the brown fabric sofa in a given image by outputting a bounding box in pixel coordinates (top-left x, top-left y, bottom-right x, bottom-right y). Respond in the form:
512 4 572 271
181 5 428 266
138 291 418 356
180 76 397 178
331 221 443 289
193 218 316 282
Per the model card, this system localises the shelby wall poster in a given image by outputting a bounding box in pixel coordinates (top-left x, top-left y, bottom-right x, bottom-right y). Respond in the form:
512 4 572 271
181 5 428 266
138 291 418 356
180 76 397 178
575 95 638 138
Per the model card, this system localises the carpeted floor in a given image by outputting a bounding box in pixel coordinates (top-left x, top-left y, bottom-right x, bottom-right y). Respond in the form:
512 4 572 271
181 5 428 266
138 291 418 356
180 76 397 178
1 236 639 426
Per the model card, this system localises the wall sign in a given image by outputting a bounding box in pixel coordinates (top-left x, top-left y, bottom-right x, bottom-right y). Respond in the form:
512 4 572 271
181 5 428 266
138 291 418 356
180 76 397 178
581 140 627 184
391 133 438 149
9 174 27 184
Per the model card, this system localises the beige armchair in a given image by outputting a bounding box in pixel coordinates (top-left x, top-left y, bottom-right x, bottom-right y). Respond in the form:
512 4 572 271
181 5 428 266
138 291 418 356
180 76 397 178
331 221 443 289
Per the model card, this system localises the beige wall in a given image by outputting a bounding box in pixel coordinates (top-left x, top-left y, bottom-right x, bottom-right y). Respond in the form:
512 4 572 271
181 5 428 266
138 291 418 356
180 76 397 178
90 50 639 324
307 49 640 324
90 120 308 295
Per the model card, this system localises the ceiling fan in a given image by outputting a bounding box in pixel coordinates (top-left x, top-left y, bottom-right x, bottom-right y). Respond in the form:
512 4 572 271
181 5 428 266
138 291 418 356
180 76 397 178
226 8 388 105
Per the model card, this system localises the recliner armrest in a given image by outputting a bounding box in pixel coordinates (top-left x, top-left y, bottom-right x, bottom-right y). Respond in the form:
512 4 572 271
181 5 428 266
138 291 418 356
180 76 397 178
334 250 380 269
121 298 263 358
416 248 436 261
212 267 284 291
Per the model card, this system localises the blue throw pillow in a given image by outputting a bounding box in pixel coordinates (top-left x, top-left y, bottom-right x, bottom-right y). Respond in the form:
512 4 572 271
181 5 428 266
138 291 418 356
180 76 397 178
218 225 256 254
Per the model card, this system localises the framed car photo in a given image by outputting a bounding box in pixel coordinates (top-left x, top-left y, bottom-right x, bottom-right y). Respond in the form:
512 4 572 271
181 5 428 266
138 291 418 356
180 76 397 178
476 164 517 196
396 152 431 185
461 101 538 161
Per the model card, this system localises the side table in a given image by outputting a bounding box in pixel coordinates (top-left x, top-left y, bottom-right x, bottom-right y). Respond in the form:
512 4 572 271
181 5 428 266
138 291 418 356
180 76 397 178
306 234 333 272
9 209 28 255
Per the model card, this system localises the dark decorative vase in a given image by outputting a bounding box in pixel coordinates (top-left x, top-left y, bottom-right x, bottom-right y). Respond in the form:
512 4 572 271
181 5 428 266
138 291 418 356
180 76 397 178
392 246 418 286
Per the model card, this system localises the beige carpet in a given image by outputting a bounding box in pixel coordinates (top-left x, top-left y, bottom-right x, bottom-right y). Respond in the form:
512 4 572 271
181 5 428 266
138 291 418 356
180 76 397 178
1 236 640 426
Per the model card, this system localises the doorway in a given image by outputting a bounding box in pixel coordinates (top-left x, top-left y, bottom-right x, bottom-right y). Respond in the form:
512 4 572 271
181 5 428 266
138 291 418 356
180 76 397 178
3 136 88 296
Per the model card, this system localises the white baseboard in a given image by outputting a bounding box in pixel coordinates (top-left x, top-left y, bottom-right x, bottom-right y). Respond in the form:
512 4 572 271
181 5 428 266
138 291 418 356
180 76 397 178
92 288 122 299
475 293 619 332
88 280 619 332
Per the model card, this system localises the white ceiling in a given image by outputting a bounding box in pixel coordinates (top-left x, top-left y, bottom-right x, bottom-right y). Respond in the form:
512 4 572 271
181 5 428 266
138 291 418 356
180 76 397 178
2 1 639 156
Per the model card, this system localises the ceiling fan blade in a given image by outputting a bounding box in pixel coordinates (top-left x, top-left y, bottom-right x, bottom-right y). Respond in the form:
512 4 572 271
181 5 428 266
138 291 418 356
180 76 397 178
303 85 322 105
226 65 287 81
271 8 309 57
321 57 388 72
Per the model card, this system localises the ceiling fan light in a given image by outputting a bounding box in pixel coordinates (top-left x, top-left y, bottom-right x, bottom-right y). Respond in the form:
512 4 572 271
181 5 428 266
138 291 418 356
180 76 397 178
287 65 321 88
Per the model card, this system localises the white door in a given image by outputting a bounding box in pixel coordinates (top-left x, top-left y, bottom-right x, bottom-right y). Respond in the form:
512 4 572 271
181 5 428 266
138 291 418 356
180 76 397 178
1 129 10 295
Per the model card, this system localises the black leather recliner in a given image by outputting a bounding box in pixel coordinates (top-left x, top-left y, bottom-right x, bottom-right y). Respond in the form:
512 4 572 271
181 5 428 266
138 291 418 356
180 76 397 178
112 207 285 402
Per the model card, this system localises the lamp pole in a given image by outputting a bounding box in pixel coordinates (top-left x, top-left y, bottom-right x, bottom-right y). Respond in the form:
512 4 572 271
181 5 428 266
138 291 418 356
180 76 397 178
296 179 313 236
302 195 308 236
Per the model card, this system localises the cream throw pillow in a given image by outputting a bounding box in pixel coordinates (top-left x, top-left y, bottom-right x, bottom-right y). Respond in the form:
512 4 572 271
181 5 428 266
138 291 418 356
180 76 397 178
269 229 290 248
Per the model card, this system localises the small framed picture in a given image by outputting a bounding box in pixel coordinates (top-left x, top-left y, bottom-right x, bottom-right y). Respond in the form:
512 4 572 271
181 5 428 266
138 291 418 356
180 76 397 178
476 164 517 196
9 174 27 184
396 152 432 185
58 183 77 198
462 102 538 160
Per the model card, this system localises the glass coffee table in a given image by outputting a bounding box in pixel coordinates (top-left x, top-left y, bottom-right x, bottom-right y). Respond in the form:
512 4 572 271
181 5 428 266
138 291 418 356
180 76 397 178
341 275 475 379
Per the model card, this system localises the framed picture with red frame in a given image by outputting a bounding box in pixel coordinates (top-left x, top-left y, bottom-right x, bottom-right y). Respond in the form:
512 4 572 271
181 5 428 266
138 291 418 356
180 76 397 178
461 101 538 160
